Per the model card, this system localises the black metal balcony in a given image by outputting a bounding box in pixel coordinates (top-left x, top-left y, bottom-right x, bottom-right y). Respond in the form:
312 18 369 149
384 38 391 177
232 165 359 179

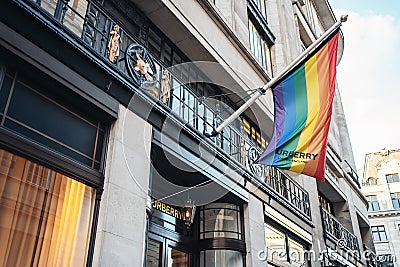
321 207 360 253
344 160 361 189
20 0 311 220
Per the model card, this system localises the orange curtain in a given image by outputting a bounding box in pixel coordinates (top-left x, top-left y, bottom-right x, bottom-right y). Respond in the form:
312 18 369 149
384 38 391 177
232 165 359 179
0 149 94 267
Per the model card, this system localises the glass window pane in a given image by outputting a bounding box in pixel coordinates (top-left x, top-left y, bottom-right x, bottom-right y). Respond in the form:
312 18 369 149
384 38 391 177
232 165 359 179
0 149 94 266
265 223 286 261
200 250 243 267
288 238 306 266
7 81 97 162
200 203 242 240
167 247 188 267
146 239 161 267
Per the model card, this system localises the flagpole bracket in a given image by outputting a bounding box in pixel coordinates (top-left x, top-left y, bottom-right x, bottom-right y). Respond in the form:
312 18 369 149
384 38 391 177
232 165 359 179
204 129 218 138
259 87 267 94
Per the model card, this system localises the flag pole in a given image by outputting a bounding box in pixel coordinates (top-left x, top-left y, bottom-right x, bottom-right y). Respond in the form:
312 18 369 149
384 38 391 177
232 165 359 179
205 15 347 138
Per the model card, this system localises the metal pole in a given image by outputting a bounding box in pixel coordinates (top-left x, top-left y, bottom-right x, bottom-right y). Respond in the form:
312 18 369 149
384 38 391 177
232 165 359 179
207 15 347 137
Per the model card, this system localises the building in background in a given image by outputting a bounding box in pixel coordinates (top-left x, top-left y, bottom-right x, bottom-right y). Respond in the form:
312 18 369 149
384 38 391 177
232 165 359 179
361 149 400 267
0 0 374 266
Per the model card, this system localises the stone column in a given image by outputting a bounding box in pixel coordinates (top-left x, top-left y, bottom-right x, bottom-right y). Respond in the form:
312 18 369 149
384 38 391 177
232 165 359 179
244 193 268 267
92 105 152 267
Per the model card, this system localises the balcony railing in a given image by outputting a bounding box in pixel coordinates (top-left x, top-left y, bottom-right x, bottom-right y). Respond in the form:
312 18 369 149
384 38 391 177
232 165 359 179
321 207 360 253
22 0 311 219
344 160 361 189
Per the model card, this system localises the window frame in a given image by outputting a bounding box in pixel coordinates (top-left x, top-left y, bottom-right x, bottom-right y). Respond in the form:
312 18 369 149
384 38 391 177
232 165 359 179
371 225 388 242
366 195 380 211
386 173 399 183
390 192 400 209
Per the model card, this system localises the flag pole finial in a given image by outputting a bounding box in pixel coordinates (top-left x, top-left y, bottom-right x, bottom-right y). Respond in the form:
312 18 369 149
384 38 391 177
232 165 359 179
340 15 348 22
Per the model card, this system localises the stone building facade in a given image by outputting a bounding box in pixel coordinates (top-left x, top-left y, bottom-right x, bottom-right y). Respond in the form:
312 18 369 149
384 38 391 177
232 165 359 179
0 0 373 266
361 149 400 267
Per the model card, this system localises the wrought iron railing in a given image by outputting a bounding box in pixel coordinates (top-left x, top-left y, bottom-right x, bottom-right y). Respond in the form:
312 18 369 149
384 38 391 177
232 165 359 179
344 160 361 189
321 207 360 253
24 0 311 219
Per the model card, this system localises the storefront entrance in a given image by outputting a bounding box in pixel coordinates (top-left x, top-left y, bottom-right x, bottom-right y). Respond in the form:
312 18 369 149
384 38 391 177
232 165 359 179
146 234 192 267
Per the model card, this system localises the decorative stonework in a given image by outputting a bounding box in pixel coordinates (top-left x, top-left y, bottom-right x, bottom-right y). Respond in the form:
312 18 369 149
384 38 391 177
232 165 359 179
376 159 400 169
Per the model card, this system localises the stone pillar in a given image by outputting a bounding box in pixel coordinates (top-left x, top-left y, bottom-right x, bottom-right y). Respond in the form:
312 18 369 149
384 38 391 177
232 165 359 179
92 105 152 267
244 194 267 267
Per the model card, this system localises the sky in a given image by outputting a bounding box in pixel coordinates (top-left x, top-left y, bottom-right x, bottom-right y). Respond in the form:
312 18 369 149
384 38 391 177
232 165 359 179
329 0 400 170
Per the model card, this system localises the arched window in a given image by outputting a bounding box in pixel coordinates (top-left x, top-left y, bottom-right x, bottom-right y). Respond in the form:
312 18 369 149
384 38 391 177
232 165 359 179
366 177 377 186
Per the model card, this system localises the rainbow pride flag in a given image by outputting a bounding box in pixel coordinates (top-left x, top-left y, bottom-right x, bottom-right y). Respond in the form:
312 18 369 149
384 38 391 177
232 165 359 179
255 30 339 181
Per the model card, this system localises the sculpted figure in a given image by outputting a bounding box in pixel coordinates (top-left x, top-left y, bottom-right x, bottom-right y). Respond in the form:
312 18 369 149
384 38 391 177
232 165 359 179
161 69 171 103
108 25 121 62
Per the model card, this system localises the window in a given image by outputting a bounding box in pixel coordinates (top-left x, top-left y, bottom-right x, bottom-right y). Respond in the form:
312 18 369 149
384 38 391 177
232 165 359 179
0 149 95 266
0 70 106 170
264 223 308 265
366 195 380 211
264 223 286 261
371 226 387 242
377 254 394 267
319 194 334 214
366 177 377 186
386 174 399 183
200 250 243 267
391 193 400 209
200 203 242 240
251 0 267 20
248 19 273 76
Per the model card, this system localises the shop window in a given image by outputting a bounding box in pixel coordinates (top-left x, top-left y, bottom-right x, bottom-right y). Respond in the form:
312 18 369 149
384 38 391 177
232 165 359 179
167 246 189 267
288 238 307 267
366 195 380 211
146 239 161 267
200 250 243 267
371 226 387 242
264 222 308 266
390 192 400 209
0 149 95 266
264 223 286 261
200 203 242 240
386 173 399 183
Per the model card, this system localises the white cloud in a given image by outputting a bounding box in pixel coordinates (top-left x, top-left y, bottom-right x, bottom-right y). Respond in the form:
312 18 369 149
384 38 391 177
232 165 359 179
334 9 400 169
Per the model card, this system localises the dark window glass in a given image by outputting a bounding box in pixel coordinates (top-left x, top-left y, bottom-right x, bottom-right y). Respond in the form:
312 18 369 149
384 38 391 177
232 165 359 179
1 72 106 169
8 82 97 157
0 75 12 114
148 29 162 57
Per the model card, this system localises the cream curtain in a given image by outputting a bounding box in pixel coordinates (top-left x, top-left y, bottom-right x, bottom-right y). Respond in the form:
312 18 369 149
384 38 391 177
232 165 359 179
0 149 94 267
